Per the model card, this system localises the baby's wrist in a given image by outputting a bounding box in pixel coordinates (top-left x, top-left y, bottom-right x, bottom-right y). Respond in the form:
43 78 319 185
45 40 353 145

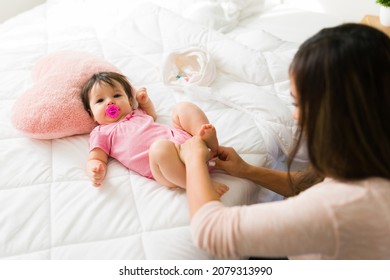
138 96 150 105
88 158 107 165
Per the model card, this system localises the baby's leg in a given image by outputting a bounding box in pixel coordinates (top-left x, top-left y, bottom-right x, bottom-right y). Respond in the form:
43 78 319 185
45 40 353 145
172 102 218 154
149 139 186 188
149 139 229 195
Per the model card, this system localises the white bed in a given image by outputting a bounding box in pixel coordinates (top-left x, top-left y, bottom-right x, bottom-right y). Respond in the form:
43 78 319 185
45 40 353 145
0 0 342 259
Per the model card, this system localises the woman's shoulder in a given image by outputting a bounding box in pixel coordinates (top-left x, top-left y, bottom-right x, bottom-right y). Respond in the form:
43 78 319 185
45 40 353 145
315 177 390 191
303 177 390 204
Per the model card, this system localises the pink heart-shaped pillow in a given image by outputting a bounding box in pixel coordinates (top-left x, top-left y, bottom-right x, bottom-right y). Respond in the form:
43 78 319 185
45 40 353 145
12 50 121 139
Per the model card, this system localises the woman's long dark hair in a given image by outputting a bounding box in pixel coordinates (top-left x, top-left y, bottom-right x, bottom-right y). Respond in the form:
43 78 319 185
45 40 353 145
288 23 390 194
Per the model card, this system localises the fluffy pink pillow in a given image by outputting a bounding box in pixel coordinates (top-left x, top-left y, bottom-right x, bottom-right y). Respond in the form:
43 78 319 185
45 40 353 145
12 51 120 139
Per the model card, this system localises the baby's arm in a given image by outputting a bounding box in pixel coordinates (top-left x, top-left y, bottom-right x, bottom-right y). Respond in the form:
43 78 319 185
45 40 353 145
87 148 108 187
136 87 157 120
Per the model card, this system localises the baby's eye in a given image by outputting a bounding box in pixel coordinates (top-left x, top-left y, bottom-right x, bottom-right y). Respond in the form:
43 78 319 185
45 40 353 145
114 93 122 98
96 98 104 103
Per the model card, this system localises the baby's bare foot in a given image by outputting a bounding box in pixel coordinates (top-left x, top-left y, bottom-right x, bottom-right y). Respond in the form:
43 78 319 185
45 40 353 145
198 124 218 155
212 180 229 197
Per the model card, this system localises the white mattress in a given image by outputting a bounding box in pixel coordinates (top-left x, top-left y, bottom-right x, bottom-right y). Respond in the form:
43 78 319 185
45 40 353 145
0 0 342 259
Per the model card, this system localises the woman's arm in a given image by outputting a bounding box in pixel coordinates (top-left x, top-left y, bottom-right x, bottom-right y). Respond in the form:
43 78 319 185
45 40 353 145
136 87 157 120
215 146 296 197
180 137 336 259
180 136 221 217
180 139 295 216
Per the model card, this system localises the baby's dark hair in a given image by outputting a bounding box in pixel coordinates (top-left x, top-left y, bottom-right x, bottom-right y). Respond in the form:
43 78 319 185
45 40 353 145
80 72 135 116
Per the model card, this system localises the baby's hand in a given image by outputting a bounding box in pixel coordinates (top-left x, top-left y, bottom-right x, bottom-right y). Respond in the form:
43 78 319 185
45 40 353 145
135 87 157 120
136 87 149 105
87 159 107 187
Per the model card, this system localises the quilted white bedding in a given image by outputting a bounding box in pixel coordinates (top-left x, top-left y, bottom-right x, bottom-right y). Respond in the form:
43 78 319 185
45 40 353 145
0 0 342 259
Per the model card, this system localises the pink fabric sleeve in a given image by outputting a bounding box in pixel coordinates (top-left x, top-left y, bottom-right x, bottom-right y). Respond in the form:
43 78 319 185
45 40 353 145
89 129 110 155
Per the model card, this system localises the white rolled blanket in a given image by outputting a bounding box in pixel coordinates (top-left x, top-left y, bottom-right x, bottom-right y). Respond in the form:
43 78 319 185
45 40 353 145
162 47 216 90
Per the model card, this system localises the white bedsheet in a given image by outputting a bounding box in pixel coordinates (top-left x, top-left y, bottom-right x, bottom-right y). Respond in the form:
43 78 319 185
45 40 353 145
0 0 341 259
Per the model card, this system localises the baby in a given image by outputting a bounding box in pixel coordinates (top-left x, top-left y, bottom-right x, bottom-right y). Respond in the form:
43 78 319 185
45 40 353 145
80 72 228 195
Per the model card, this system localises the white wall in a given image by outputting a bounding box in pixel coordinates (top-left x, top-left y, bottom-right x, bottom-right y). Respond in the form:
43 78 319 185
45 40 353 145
0 0 46 23
0 0 383 24
283 0 380 22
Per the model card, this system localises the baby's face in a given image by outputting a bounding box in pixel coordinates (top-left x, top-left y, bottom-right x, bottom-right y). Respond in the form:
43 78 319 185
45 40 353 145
88 80 132 125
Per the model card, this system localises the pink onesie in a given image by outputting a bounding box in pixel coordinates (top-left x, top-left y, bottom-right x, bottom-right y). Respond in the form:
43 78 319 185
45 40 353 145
89 109 191 179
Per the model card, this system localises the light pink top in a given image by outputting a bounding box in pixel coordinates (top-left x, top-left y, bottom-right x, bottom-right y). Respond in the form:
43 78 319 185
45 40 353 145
191 177 390 259
89 109 191 179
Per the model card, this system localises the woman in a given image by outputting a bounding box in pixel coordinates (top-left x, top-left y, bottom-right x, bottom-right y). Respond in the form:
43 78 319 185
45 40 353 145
179 23 390 259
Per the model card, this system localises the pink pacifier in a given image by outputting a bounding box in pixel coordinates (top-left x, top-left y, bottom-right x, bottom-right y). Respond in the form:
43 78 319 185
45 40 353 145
105 104 120 118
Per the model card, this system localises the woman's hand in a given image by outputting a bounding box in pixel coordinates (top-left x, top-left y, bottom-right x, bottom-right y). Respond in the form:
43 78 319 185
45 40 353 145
179 136 212 165
213 146 249 178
